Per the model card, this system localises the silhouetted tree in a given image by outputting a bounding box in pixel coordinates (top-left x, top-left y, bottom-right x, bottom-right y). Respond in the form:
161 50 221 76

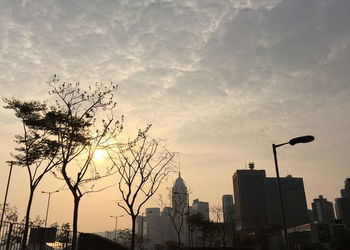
160 188 188 245
3 98 61 250
116 229 148 249
187 213 214 247
210 205 229 247
47 76 121 250
108 128 176 250
0 203 18 223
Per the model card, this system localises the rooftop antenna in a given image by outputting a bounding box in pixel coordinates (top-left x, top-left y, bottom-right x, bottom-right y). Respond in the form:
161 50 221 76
178 163 181 177
248 162 255 170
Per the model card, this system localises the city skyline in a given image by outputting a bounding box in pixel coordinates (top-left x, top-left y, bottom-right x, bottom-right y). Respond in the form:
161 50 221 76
1 0 350 234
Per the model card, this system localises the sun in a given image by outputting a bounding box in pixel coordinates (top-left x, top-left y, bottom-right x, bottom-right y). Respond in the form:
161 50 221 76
93 149 106 160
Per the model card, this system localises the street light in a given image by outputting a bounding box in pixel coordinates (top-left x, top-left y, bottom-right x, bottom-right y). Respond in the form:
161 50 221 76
0 162 14 230
110 215 124 240
272 135 314 250
41 190 59 227
173 191 190 248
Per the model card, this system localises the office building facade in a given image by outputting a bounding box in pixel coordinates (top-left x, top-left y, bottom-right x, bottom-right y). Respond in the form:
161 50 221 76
233 164 309 231
312 195 335 223
192 199 209 220
266 175 309 228
233 167 269 230
335 178 350 225
222 194 235 224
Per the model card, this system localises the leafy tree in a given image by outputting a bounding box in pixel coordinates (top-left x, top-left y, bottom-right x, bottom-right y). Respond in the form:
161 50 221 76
108 128 176 250
46 76 121 250
116 228 148 250
0 203 18 223
187 213 214 247
3 98 61 250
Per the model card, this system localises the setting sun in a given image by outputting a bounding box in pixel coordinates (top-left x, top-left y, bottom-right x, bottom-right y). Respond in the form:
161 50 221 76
93 149 106 160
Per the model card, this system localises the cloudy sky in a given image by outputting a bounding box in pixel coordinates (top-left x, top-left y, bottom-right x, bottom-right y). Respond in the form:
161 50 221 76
1 0 350 232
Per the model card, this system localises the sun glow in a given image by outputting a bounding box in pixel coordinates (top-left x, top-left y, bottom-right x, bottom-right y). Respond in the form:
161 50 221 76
93 149 106 160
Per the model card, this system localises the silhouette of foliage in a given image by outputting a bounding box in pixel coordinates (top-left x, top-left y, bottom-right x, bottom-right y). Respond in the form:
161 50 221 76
0 203 18 223
108 128 176 250
46 75 121 250
160 188 188 245
3 98 61 250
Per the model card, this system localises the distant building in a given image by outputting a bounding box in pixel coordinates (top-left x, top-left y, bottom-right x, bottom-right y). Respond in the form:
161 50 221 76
172 172 188 209
145 208 161 246
335 178 350 225
135 216 143 236
266 175 309 228
222 194 235 224
192 199 209 220
341 178 350 199
308 209 315 224
311 195 335 223
233 163 269 231
233 163 309 231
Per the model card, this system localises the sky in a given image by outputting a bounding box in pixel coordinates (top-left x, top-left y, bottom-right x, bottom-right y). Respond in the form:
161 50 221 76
1 0 350 233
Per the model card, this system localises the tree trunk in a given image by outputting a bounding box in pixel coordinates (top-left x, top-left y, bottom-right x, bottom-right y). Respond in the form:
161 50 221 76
177 231 181 246
21 188 34 250
71 197 80 250
131 216 136 250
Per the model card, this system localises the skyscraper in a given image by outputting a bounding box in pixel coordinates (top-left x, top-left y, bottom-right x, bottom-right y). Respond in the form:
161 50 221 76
222 194 235 224
192 199 209 220
335 178 350 225
233 163 309 231
311 195 335 223
172 172 188 209
265 175 309 228
233 164 269 231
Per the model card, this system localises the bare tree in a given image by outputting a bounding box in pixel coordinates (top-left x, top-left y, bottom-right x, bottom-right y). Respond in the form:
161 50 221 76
47 76 121 250
3 98 61 250
108 128 176 250
210 205 230 247
160 187 188 246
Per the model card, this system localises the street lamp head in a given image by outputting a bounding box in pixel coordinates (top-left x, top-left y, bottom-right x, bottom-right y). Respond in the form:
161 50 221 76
289 135 315 146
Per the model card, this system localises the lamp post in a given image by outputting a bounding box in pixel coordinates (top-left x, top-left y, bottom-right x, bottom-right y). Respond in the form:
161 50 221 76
110 215 123 240
41 190 59 227
0 162 14 230
173 191 190 248
272 135 314 250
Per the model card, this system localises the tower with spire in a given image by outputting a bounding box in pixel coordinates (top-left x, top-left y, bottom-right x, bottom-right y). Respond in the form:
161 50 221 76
172 171 188 209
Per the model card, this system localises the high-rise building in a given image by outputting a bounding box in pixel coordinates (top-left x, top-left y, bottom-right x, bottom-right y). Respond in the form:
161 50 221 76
172 172 188 209
311 195 335 223
335 178 350 225
145 208 161 246
233 163 309 231
222 194 235 224
233 164 269 231
192 199 209 220
265 175 309 228
170 172 190 245
340 178 350 199
135 216 143 236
